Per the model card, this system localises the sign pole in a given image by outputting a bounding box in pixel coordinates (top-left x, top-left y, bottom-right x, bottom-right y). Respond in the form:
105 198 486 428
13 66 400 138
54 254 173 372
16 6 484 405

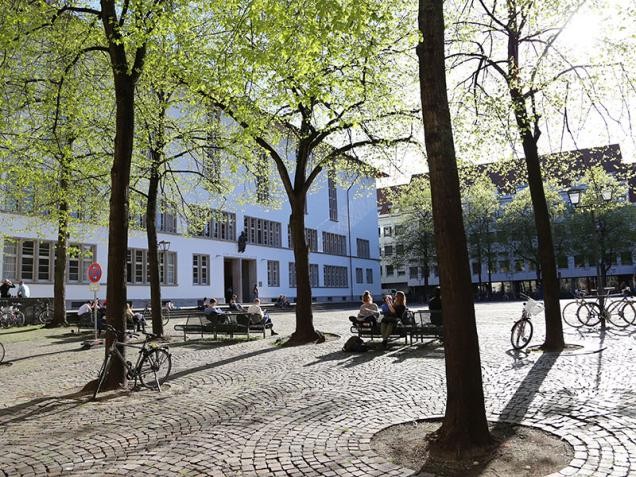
81 262 104 349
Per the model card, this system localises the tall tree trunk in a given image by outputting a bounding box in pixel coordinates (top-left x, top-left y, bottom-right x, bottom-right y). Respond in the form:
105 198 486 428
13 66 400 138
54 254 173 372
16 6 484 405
49 148 72 328
103 75 136 388
507 3 564 350
288 196 320 344
51 198 69 327
418 0 491 453
146 163 163 336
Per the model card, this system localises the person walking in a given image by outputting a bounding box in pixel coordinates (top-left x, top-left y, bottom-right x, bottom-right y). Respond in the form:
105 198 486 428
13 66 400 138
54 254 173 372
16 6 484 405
252 284 259 301
0 279 15 298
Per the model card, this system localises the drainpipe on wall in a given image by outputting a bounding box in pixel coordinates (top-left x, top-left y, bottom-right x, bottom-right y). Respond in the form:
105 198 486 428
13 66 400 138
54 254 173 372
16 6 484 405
346 173 360 303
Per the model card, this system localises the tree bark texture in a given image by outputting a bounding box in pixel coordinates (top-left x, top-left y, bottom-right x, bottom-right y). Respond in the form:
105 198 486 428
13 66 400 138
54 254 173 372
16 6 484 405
288 196 320 344
52 174 69 327
507 3 564 350
103 75 135 388
417 0 492 452
146 163 163 336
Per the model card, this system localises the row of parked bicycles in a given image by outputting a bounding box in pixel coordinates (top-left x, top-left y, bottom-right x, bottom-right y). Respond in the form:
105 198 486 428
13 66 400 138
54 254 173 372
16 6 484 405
511 289 635 350
0 300 52 328
561 289 635 329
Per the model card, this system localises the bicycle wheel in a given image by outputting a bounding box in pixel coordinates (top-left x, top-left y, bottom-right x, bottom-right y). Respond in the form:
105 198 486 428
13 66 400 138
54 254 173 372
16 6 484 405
0 342 5 363
93 354 112 400
37 308 52 324
606 301 631 329
562 302 584 328
620 302 636 326
138 348 172 390
13 310 25 326
577 302 602 327
510 319 533 350
162 314 169 326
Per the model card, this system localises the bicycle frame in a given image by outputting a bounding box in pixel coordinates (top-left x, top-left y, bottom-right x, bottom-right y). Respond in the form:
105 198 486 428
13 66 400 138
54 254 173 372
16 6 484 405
106 339 148 379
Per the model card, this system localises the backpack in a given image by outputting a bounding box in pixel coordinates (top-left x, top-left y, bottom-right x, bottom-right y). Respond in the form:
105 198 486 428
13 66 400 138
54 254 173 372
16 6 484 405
343 336 368 353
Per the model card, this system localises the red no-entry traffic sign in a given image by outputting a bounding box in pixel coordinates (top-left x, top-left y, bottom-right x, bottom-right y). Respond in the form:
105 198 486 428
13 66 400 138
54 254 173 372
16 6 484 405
87 262 102 283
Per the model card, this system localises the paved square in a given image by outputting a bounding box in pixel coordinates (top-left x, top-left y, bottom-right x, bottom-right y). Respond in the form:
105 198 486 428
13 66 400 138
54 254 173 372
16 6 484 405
0 302 634 476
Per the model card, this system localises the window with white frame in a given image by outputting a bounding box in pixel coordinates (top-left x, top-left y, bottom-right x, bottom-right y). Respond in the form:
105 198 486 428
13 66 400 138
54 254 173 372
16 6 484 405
356 238 370 258
159 201 177 233
2 238 96 283
355 267 363 284
267 260 280 287
244 216 282 247
310 263 319 287
127 248 177 285
288 226 318 252
289 262 319 287
203 109 222 185
289 262 296 287
366 268 373 284
322 232 346 256
324 265 348 287
255 154 270 203
383 226 392 237
328 169 338 221
193 254 210 285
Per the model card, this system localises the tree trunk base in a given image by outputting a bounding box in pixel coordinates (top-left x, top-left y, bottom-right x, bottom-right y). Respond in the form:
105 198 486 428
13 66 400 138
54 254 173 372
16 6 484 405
426 424 494 459
43 321 69 329
284 329 324 346
540 341 565 352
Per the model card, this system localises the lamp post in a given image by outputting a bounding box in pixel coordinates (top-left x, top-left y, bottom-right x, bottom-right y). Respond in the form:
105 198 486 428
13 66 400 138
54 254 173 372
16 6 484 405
157 240 171 253
567 186 612 328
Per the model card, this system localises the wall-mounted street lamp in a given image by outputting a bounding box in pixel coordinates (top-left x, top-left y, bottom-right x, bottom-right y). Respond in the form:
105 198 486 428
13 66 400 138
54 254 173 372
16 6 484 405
157 240 171 252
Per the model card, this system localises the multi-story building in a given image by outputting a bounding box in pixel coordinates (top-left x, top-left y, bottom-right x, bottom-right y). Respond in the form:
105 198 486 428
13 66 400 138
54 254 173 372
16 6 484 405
0 143 382 307
377 145 636 300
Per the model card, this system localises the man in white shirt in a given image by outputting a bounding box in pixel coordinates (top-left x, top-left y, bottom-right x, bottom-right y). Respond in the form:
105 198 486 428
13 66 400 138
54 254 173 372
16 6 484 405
77 300 93 321
16 280 30 298
246 298 278 335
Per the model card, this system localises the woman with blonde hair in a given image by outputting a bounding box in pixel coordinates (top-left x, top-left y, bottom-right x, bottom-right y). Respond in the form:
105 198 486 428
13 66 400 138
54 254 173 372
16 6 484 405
349 290 380 325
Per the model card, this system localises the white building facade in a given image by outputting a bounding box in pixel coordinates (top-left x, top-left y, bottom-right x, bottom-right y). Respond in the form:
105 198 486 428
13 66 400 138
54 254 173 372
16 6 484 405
0 148 382 308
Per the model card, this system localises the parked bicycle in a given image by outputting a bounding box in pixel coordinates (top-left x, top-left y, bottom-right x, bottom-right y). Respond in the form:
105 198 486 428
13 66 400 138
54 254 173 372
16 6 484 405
34 300 53 325
0 304 25 328
562 290 591 328
511 294 543 350
0 341 5 363
93 324 172 399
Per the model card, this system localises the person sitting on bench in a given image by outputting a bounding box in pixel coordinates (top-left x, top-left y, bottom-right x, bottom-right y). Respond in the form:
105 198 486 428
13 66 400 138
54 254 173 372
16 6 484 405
247 298 278 335
204 298 226 320
428 287 443 326
228 294 246 312
349 290 379 325
381 291 406 347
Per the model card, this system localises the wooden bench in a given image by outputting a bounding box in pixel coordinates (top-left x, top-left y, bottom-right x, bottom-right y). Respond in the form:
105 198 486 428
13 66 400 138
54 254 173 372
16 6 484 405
174 312 271 341
350 310 443 345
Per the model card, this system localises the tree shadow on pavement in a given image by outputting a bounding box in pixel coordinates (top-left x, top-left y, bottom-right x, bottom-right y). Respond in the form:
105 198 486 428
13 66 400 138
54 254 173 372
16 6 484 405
45 332 94 345
388 342 445 363
0 390 89 426
493 350 561 428
167 345 281 382
168 338 254 350
6 347 84 364
304 348 381 368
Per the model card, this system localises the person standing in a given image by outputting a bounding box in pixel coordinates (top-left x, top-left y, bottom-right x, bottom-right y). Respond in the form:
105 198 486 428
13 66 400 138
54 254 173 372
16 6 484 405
0 279 15 298
252 284 259 301
16 280 30 298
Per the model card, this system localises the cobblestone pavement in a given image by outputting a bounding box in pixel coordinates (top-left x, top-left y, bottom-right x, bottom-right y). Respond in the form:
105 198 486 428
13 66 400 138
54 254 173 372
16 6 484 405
0 302 635 476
